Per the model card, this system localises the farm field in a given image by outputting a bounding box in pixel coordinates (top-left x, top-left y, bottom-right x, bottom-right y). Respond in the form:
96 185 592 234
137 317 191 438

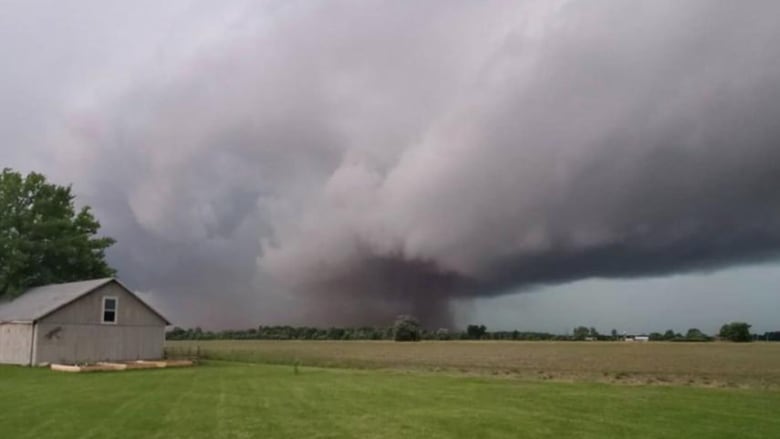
167 340 780 389
1 361 779 439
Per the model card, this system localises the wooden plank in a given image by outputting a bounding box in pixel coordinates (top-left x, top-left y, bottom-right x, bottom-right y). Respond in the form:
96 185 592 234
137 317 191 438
50 364 81 372
162 360 194 368
50 359 194 373
96 362 128 370
135 360 168 368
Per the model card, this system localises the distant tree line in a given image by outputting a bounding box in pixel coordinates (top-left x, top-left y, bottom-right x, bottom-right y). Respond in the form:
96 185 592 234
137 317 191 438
763 331 780 342
166 324 568 342
646 328 714 342
569 326 717 342
166 325 391 341
167 319 774 343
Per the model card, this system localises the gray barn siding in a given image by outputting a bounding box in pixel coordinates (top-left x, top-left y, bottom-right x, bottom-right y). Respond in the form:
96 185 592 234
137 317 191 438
34 283 166 364
34 324 163 364
39 282 166 327
0 323 33 365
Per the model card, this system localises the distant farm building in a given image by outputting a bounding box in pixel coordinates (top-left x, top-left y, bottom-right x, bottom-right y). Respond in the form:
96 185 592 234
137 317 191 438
625 335 650 342
0 278 169 365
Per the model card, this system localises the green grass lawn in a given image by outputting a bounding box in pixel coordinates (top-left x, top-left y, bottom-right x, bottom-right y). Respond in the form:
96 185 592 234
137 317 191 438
1 362 779 438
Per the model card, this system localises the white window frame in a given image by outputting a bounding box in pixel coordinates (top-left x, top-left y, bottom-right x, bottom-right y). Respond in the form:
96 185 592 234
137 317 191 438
101 296 119 324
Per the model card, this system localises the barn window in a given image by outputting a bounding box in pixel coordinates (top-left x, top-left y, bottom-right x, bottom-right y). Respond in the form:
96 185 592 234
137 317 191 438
102 297 118 324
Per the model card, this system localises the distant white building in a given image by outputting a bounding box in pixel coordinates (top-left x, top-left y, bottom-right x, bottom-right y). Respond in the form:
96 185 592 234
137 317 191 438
625 335 649 342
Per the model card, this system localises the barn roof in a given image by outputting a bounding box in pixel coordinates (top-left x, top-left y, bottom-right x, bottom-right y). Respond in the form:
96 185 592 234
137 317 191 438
0 278 170 325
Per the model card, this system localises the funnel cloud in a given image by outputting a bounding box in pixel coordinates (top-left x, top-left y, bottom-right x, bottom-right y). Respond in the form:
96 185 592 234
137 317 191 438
2 1 780 327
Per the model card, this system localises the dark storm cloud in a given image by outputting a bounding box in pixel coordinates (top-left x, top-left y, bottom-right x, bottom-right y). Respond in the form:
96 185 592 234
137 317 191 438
3 1 780 327
259 0 780 325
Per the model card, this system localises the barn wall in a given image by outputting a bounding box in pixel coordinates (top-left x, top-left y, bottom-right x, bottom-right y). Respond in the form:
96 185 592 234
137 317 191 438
39 282 167 327
34 282 166 364
34 324 164 364
0 323 33 365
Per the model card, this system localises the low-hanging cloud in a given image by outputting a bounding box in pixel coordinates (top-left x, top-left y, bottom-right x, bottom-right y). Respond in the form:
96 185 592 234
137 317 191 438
3 0 780 327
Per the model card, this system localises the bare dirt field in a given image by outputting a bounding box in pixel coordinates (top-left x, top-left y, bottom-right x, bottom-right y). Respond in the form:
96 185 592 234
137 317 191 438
166 340 780 389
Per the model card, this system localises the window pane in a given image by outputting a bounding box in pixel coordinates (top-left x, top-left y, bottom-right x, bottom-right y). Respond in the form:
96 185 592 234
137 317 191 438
104 298 116 311
104 311 116 322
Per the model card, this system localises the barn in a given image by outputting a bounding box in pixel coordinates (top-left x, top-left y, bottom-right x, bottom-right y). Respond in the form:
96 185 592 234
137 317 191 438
0 278 170 365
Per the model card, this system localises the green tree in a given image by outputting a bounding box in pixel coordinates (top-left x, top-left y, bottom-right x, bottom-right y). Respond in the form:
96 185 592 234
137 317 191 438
393 315 421 342
573 326 590 341
0 169 115 297
466 324 487 340
719 322 752 342
435 328 451 340
684 328 710 341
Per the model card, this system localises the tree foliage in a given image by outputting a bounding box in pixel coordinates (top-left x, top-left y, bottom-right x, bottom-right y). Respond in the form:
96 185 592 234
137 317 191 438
719 322 752 342
166 324 572 341
165 323 747 343
764 331 780 342
466 324 487 340
0 169 116 298
684 328 711 341
662 329 682 341
393 315 421 342
572 326 590 341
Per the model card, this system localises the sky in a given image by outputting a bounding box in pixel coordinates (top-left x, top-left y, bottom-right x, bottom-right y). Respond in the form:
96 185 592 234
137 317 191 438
1 0 780 333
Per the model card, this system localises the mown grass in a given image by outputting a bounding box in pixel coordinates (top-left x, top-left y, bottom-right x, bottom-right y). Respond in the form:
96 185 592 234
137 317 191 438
1 361 779 439
167 340 780 388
